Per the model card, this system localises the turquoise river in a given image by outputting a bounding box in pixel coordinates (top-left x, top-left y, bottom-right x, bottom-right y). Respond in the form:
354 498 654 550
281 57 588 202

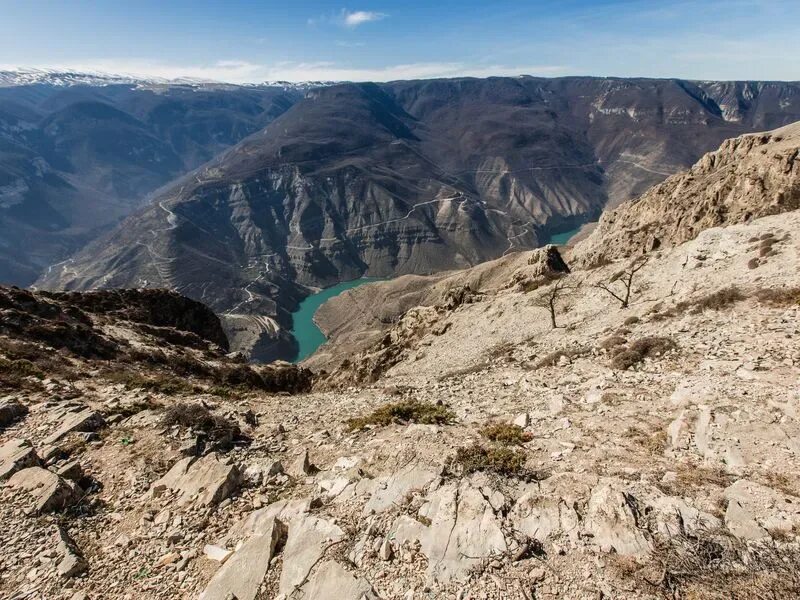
290 225 583 362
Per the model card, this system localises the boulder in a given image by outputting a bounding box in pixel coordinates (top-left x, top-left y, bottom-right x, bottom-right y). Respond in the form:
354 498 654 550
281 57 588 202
6 467 79 514
151 453 241 506
302 561 377 600
0 397 28 427
723 479 800 540
0 438 40 480
200 518 284 600
362 464 438 514
584 482 650 556
44 408 104 445
279 515 345 595
391 480 507 583
56 526 87 578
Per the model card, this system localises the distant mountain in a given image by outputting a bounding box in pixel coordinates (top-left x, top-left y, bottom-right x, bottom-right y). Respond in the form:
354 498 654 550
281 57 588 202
38 76 800 361
0 75 306 284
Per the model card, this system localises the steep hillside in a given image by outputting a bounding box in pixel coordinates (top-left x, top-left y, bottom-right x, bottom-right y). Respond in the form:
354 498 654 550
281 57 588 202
0 80 302 285
576 121 800 266
3 209 800 599
38 78 800 360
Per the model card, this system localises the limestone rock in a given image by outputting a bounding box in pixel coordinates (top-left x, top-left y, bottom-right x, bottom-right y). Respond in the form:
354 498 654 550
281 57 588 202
56 526 87 578
363 464 438 515
151 453 241 506
200 518 284 600
0 397 28 427
584 482 650 555
302 560 377 600
0 438 40 480
279 515 345 595
44 408 105 445
6 466 79 514
391 480 507 583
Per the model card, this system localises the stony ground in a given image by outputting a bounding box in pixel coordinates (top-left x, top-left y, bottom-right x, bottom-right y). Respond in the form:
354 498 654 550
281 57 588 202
2 210 800 599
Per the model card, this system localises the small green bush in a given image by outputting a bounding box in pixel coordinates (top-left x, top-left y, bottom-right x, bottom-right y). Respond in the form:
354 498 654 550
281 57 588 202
480 422 532 445
452 444 527 476
346 400 455 430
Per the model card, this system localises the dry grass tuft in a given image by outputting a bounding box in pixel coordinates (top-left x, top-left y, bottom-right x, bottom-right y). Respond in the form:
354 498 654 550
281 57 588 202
611 336 677 370
451 444 527 477
346 400 455 430
754 286 800 307
480 422 532 445
162 402 240 448
613 528 800 599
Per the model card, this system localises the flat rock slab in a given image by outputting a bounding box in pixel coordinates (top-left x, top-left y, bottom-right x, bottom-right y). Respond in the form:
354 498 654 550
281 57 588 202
200 517 284 600
302 560 377 600
0 398 28 427
362 464 438 515
0 438 40 480
392 480 507 583
6 466 79 514
152 453 241 506
724 479 800 539
44 408 104 445
279 515 345 595
584 482 650 556
56 526 87 578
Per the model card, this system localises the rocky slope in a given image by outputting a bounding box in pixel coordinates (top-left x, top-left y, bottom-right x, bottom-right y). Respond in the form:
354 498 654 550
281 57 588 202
3 205 800 598
0 80 302 285
576 121 800 266
38 78 800 360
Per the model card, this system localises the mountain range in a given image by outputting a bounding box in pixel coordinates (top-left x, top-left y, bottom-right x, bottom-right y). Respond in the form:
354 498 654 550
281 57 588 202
4 73 800 360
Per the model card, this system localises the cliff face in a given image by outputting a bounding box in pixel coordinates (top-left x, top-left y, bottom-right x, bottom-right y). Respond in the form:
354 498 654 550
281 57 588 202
575 122 800 266
36 78 800 360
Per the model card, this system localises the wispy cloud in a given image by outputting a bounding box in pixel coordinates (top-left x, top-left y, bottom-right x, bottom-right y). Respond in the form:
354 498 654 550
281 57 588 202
342 10 386 27
335 40 366 48
3 59 569 84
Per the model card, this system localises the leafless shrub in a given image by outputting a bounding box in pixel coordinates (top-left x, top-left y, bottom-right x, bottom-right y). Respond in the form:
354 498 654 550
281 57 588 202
531 274 580 328
754 287 800 307
162 402 240 448
594 256 648 309
532 346 590 369
611 336 677 370
614 528 800 599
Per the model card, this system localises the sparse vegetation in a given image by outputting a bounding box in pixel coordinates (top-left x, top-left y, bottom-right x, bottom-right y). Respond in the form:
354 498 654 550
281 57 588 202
614 528 800 599
610 336 677 370
684 286 746 312
531 273 580 328
480 422 532 445
594 256 648 309
346 400 455 430
162 402 240 448
754 286 800 307
451 443 527 476
532 346 590 369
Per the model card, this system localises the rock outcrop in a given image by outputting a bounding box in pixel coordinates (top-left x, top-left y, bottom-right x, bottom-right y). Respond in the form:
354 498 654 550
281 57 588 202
576 121 800 265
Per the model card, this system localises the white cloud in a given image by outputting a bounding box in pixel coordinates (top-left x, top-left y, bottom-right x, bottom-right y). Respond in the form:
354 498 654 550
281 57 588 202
343 10 386 27
3 59 568 84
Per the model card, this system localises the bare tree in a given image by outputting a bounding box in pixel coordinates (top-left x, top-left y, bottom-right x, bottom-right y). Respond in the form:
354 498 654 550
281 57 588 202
532 274 580 328
594 256 648 309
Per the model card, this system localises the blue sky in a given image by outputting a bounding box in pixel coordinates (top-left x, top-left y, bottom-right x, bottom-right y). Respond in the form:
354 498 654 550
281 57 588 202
1 0 799 82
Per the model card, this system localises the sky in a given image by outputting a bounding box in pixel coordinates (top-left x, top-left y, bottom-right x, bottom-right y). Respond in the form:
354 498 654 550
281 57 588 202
1 0 799 83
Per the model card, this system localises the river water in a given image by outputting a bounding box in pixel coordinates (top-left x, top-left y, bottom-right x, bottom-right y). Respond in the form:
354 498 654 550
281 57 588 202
290 278 379 363
291 226 583 362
